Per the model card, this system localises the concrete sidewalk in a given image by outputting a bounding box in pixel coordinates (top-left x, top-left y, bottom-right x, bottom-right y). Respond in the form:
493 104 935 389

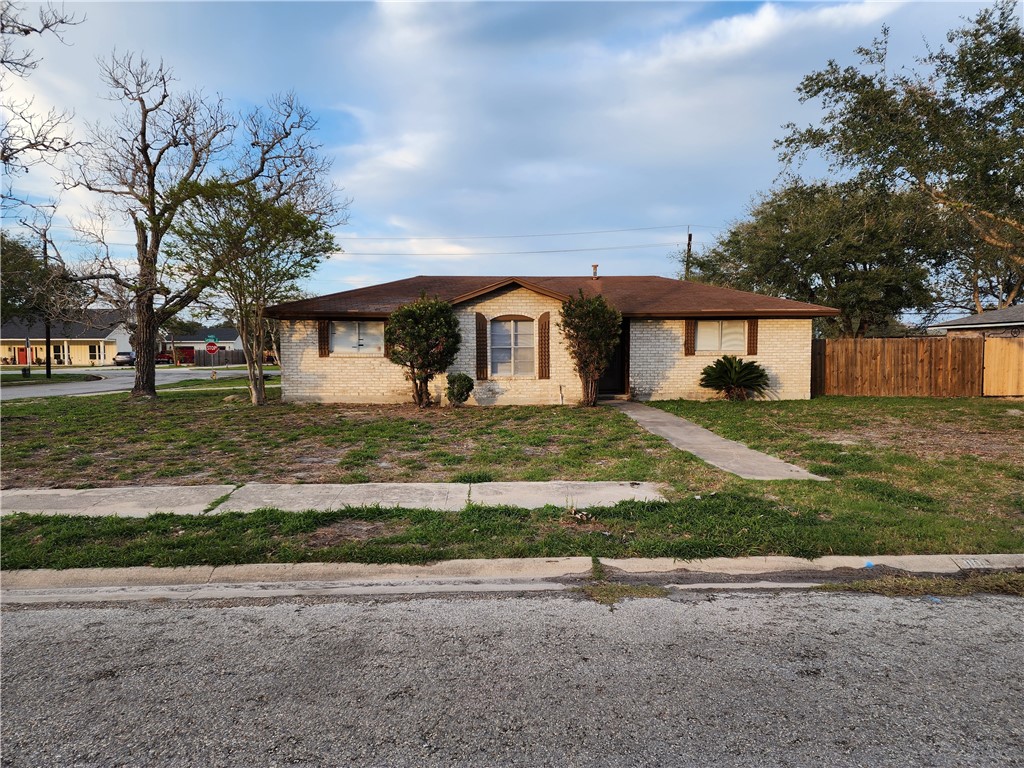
0 481 667 517
608 401 827 481
3 553 1021 604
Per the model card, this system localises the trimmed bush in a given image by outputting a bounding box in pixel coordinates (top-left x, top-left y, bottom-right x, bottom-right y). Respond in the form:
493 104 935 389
445 372 474 406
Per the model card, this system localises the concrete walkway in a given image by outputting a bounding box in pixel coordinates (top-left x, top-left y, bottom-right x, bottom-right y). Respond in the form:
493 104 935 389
0 481 666 518
607 401 827 481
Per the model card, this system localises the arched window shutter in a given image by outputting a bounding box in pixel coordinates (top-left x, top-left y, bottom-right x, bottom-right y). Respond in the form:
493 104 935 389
317 320 330 357
684 319 696 356
746 319 758 355
475 313 488 380
538 312 550 379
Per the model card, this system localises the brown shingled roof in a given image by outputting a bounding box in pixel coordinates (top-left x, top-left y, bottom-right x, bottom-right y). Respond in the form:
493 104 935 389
266 275 839 319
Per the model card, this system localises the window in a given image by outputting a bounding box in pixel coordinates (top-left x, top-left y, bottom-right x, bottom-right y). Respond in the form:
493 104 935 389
89 344 102 361
51 344 64 362
331 320 385 355
491 319 534 377
696 320 745 353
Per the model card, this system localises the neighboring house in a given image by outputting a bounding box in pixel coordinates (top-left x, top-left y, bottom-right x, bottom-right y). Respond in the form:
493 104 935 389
1 310 129 366
161 326 242 353
266 275 839 405
162 325 244 360
928 305 1024 339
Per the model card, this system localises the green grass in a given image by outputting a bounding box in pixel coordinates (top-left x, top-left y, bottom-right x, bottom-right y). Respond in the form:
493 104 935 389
0 389 718 490
1 393 1022 569
1 373 101 385
817 572 1024 597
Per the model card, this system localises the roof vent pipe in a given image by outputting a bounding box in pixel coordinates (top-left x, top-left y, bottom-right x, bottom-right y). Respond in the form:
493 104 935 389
592 264 599 279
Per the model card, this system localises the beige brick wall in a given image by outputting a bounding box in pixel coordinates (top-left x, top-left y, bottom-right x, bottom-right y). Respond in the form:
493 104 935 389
279 294 814 404
628 318 813 401
451 286 583 406
279 287 585 405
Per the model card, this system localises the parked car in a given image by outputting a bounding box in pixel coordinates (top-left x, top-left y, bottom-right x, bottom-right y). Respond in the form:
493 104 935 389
113 351 136 366
155 352 174 364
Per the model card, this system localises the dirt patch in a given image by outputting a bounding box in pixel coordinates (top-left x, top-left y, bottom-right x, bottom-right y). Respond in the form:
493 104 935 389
299 520 407 547
817 418 1024 462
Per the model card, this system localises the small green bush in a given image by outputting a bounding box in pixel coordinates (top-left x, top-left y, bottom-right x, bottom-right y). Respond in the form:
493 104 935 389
699 355 770 401
445 372 474 406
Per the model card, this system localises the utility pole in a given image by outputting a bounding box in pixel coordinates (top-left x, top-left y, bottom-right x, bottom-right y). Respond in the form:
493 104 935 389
41 226 52 379
683 227 693 280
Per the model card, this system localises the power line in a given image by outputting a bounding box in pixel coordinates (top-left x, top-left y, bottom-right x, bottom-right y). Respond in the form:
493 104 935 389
339 223 721 241
2 216 723 241
339 242 685 257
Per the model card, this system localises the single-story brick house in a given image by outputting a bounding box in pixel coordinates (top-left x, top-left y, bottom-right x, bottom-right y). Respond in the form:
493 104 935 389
265 274 839 405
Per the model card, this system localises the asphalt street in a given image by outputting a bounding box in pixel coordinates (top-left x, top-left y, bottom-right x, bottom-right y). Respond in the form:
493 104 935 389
2 590 1022 767
0 366 250 401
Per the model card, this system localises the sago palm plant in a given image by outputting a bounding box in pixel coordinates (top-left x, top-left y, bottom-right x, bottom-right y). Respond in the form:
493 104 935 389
699 355 770 401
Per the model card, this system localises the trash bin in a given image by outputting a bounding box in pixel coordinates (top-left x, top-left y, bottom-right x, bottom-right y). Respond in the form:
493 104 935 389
21 367 30 378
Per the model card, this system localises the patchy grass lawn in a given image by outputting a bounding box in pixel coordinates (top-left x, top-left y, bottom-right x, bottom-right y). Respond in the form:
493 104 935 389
1 373 101 385
650 396 1024 554
1 393 1022 569
0 388 720 491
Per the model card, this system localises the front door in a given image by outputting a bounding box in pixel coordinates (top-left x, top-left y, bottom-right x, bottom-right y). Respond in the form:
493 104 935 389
16 347 27 365
598 319 629 395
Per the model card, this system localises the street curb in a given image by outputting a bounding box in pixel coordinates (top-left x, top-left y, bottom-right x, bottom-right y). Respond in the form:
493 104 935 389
2 554 1021 592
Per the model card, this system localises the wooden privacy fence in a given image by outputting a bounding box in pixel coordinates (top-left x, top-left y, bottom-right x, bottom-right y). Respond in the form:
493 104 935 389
193 349 247 367
984 338 1024 396
810 336 1023 397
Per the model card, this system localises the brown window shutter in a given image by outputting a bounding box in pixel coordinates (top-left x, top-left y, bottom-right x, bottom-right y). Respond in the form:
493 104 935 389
383 321 392 358
317 320 330 357
475 313 488 380
684 319 696 356
746 319 758 355
537 312 550 379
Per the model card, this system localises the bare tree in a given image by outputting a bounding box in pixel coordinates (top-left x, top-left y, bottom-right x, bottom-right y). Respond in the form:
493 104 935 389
64 52 344 397
1 1 82 177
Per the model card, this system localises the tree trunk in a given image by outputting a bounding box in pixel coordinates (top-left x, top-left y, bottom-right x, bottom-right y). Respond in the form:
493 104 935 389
132 297 157 397
238 311 266 406
581 376 598 407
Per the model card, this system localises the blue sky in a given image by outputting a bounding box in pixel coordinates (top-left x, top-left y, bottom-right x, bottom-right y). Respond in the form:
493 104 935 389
4 1 995 298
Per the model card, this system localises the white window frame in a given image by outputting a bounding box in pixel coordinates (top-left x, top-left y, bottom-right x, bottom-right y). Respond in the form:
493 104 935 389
331 320 385 356
490 318 535 377
696 320 746 354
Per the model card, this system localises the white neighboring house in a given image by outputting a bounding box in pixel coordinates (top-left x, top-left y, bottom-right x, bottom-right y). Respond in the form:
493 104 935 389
163 326 242 352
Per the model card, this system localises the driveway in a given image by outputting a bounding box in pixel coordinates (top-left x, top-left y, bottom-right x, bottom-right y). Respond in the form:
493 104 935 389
0 367 249 401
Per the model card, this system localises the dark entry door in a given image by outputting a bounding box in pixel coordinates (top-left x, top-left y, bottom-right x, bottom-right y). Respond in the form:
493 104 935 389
598 319 629 395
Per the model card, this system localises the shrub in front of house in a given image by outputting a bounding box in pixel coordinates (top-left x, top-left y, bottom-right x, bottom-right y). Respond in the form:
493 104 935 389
699 355 770 401
384 295 462 407
445 372 474 406
558 290 622 407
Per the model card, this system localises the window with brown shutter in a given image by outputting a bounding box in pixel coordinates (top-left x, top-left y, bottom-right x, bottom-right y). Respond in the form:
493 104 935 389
684 319 696 356
383 321 392 358
537 312 550 379
475 312 488 380
746 319 758 355
317 320 330 357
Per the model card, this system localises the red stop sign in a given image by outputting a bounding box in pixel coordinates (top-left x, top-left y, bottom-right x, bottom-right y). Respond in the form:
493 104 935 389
205 342 219 354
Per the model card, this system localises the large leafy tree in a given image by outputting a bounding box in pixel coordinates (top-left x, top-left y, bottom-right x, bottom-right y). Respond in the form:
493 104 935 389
558 291 622 406
62 53 341 398
692 182 939 338
0 231 87 326
384 297 462 408
168 183 335 406
778 0 1023 277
